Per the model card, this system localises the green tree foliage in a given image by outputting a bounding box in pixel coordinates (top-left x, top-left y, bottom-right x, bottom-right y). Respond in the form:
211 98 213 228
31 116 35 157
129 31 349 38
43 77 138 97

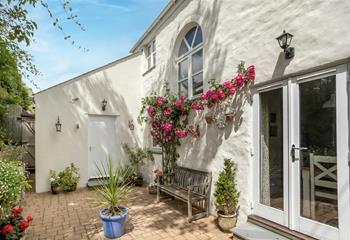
214 158 240 215
0 41 31 115
0 0 86 88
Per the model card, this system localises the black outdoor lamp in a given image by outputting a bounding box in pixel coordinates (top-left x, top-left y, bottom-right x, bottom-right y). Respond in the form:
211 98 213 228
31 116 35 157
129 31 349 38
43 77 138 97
55 116 62 132
276 30 294 59
101 99 107 111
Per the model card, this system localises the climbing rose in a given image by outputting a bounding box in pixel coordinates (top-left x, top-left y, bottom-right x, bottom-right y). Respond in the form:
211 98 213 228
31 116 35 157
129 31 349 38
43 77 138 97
165 135 172 142
26 216 33 222
248 71 255 80
175 99 184 110
163 107 173 117
216 88 225 100
156 96 165 106
247 65 255 73
174 128 188 138
161 122 173 132
223 81 233 89
191 102 204 110
234 73 245 88
19 221 29 231
228 87 236 95
151 121 158 129
1 224 14 235
153 168 163 176
146 106 155 117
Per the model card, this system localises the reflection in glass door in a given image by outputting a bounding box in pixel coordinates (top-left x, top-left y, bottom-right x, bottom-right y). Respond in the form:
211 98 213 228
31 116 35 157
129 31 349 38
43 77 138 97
299 76 338 227
260 89 284 210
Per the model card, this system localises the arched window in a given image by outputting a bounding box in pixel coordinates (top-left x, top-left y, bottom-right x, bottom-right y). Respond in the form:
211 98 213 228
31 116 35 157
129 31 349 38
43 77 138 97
177 25 203 98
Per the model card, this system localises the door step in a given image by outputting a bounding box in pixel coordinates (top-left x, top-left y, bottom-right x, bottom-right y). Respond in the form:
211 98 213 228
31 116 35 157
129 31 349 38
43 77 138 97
246 215 317 240
232 222 290 240
86 178 107 188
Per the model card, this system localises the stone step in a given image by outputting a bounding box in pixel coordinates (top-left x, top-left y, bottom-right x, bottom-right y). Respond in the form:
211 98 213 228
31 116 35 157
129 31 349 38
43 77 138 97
232 222 290 240
86 178 107 188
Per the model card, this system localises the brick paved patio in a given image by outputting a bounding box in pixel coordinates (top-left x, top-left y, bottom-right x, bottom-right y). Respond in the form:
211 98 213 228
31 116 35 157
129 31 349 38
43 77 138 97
22 187 234 240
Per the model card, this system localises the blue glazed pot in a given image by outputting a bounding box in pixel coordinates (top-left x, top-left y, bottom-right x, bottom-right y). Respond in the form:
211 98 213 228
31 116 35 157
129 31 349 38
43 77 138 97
99 206 128 238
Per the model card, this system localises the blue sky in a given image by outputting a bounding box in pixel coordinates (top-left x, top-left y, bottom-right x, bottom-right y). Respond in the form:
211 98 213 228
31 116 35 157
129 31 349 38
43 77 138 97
27 0 169 92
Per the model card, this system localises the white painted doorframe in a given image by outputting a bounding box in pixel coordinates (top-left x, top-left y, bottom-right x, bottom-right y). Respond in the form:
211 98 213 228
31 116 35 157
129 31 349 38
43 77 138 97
253 65 350 240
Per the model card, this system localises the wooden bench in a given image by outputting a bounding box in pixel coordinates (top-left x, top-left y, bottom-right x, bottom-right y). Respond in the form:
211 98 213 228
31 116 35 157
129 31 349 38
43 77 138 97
156 166 212 222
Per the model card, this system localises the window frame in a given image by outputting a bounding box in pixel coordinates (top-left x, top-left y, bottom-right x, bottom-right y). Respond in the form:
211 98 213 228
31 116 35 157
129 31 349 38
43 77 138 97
176 26 204 99
146 40 156 71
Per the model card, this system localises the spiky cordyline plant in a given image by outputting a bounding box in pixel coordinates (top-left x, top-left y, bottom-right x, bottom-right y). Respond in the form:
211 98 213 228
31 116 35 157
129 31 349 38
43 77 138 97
94 158 133 216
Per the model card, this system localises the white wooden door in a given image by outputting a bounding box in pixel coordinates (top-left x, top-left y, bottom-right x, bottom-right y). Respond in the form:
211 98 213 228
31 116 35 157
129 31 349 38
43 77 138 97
88 115 118 179
289 66 350 240
253 65 350 240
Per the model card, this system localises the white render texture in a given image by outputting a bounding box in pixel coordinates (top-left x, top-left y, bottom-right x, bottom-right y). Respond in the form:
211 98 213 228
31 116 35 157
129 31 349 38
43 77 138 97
35 0 350 225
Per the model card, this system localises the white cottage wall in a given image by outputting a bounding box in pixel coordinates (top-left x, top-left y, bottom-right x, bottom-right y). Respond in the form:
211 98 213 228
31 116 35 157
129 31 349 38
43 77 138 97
35 54 143 193
138 0 350 223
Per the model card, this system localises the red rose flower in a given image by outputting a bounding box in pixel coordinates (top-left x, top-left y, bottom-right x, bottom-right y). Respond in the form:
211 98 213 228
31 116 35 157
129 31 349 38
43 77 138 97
26 216 33 222
12 207 23 216
19 221 29 231
1 224 14 235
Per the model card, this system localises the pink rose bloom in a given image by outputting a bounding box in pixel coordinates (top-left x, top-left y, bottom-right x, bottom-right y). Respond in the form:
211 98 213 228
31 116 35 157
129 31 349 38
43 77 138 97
248 72 255 81
163 107 173 116
210 92 219 102
174 128 188 138
200 93 207 100
216 88 225 100
156 96 165 106
161 122 173 132
234 73 245 88
223 81 233 89
228 87 236 95
146 106 155 117
175 99 184 110
151 121 158 129
191 102 204 110
179 96 187 101
165 135 172 142
247 65 255 73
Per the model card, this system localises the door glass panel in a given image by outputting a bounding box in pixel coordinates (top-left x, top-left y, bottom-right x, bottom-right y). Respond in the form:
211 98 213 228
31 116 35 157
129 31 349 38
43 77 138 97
299 76 338 227
260 88 284 210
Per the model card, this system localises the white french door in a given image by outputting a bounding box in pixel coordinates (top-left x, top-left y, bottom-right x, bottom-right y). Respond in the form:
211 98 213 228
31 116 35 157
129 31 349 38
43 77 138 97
253 65 350 240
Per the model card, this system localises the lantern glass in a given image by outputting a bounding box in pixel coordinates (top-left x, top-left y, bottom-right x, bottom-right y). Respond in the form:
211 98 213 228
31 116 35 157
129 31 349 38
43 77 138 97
55 117 62 132
276 30 293 49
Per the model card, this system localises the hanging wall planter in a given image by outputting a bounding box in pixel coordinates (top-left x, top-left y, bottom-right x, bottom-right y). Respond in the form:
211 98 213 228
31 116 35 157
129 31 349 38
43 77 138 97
205 114 214 124
225 112 235 122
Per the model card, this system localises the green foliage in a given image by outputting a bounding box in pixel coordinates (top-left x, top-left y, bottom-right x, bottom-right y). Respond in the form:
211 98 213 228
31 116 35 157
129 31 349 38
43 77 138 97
0 160 30 220
94 158 133 216
0 41 32 115
49 163 80 191
122 143 154 174
214 159 240 215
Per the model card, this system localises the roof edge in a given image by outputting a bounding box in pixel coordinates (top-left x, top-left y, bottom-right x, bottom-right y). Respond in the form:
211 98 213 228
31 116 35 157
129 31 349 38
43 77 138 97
34 52 140 96
130 0 183 53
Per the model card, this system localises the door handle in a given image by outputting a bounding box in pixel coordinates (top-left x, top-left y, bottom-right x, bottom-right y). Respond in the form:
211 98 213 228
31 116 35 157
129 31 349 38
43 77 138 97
291 144 308 162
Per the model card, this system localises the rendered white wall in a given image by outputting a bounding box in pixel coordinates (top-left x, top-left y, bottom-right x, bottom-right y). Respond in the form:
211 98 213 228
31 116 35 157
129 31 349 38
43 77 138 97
138 0 350 224
35 54 143 193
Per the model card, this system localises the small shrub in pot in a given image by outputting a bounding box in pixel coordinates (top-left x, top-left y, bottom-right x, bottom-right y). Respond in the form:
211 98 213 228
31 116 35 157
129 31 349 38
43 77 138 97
59 163 80 192
214 158 240 232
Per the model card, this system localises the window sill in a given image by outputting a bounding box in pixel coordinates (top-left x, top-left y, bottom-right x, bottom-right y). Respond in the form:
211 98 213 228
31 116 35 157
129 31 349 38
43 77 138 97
143 65 156 76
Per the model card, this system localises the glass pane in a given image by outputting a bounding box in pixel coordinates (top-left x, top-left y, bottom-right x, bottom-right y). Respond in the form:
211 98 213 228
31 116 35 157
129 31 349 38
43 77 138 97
178 59 188 80
178 80 188 97
260 88 284 210
178 40 189 57
299 76 338 227
193 26 203 47
192 72 203 96
192 49 203 74
185 26 197 47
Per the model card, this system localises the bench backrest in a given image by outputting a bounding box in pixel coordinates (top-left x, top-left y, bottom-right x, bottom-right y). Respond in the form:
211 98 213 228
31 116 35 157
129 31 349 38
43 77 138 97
173 166 212 195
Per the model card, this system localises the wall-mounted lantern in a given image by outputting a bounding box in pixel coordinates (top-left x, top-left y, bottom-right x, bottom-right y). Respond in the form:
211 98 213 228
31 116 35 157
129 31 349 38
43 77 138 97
101 99 107 111
55 117 62 132
128 120 135 130
276 30 294 59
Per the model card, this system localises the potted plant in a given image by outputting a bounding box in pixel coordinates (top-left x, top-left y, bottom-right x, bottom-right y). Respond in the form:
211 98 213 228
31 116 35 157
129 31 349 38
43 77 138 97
122 144 154 186
49 170 62 194
95 158 133 239
148 168 163 194
59 163 80 192
214 158 240 232
0 207 33 240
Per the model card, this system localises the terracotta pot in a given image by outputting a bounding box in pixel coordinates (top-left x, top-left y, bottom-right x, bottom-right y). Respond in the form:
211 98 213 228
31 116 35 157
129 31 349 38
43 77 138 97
51 185 63 194
217 211 237 232
205 114 214 124
225 113 235 122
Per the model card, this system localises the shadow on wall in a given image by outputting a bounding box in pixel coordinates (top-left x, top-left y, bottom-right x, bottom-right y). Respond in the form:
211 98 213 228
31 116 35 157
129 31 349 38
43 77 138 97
39 65 141 190
272 51 293 79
